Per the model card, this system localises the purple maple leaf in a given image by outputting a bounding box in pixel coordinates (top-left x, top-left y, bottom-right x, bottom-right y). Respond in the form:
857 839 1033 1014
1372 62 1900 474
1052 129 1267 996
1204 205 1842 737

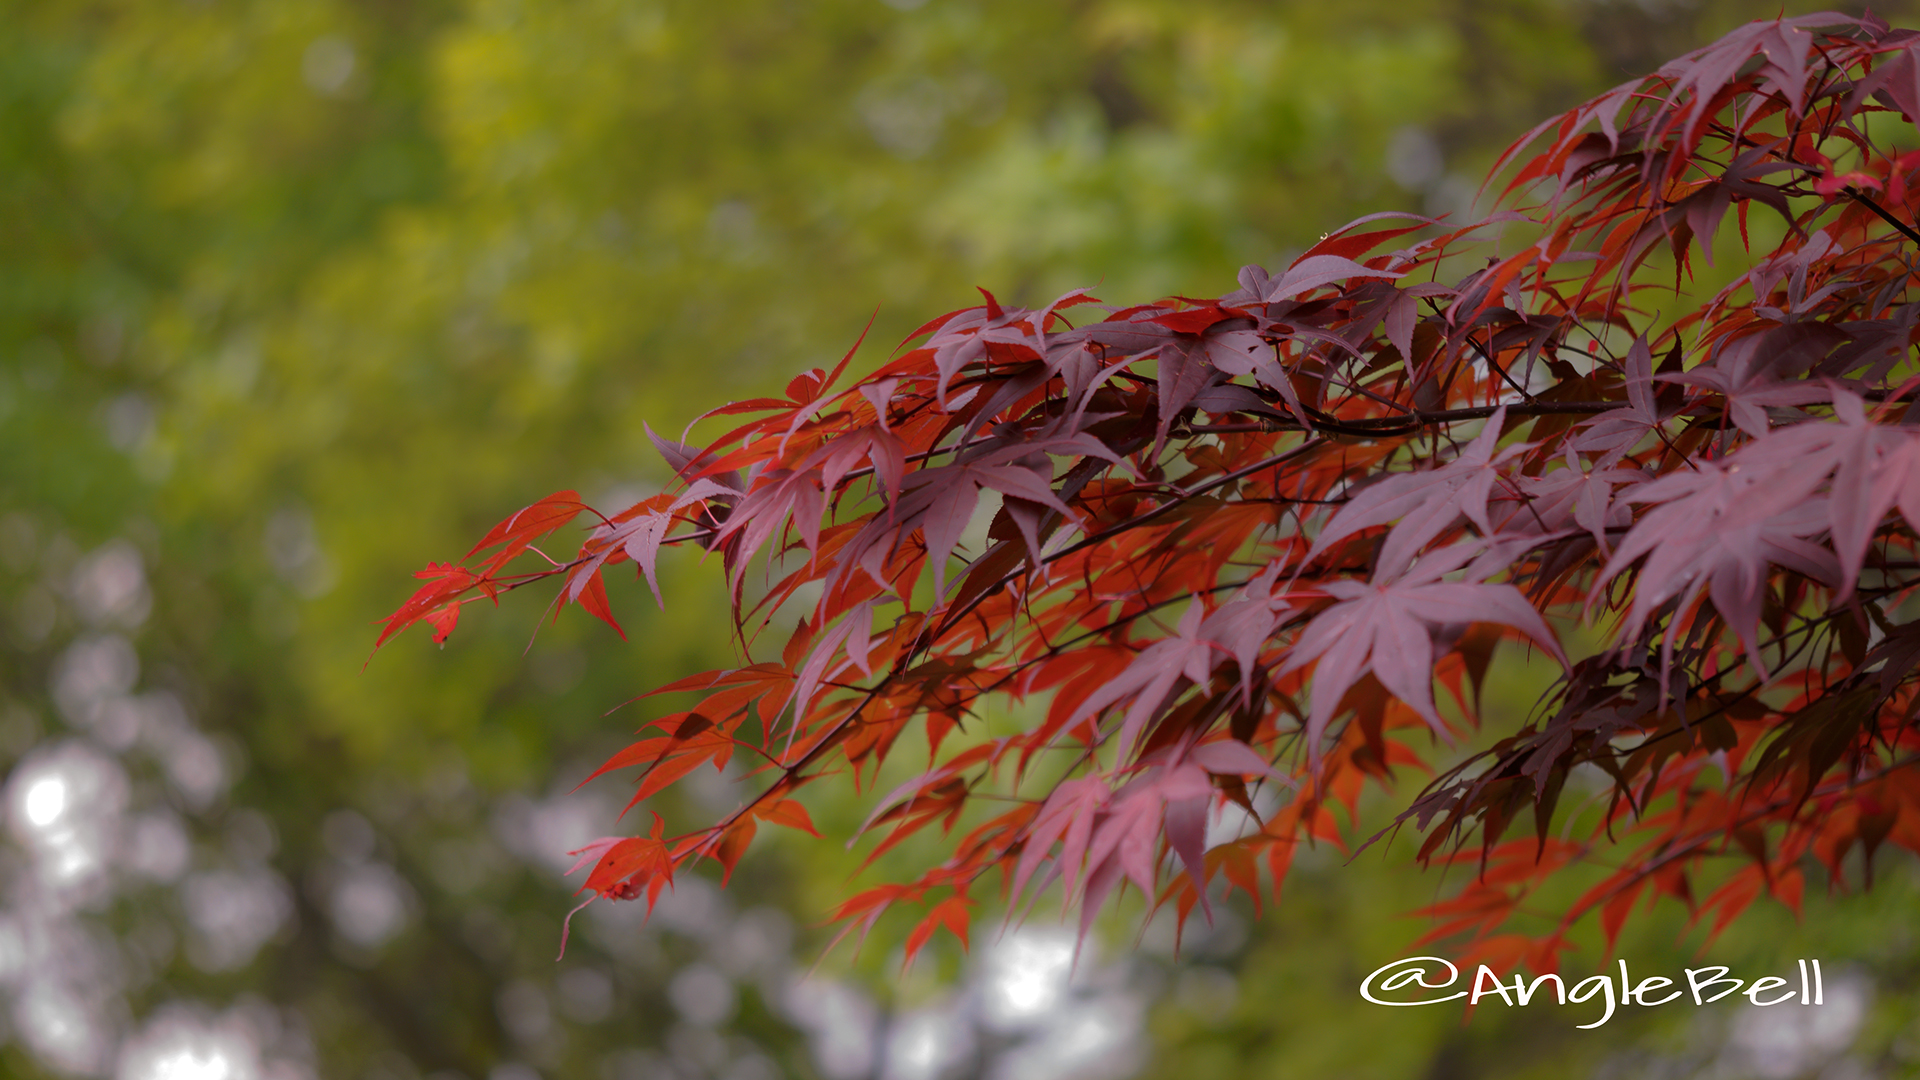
1309 405 1527 576
1286 542 1566 762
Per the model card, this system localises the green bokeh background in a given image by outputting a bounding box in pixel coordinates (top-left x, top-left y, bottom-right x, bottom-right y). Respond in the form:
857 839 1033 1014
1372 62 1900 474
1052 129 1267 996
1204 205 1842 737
4 2 1918 1078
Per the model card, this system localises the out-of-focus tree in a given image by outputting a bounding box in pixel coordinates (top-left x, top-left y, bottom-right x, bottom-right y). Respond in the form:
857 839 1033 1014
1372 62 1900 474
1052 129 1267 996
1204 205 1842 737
6 2 1907 1080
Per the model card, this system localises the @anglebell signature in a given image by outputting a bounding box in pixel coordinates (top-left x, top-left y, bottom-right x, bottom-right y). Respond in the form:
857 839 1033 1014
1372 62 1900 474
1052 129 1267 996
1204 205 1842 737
1361 955 1828 1029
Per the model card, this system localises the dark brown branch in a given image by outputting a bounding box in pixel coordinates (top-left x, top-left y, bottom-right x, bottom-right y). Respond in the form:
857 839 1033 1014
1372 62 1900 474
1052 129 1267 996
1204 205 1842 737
1848 187 1920 249
908 438 1326 664
1188 399 1624 436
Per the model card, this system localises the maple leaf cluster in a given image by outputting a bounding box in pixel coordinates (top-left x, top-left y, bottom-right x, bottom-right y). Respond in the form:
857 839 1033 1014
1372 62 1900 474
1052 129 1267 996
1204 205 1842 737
382 12 1920 971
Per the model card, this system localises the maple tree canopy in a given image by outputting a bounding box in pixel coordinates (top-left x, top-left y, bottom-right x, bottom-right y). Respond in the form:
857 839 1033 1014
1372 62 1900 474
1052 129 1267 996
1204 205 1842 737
382 12 1920 971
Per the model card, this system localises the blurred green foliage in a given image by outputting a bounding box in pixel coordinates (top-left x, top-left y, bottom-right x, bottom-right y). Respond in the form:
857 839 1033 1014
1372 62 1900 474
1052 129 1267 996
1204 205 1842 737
4 1 1916 1078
